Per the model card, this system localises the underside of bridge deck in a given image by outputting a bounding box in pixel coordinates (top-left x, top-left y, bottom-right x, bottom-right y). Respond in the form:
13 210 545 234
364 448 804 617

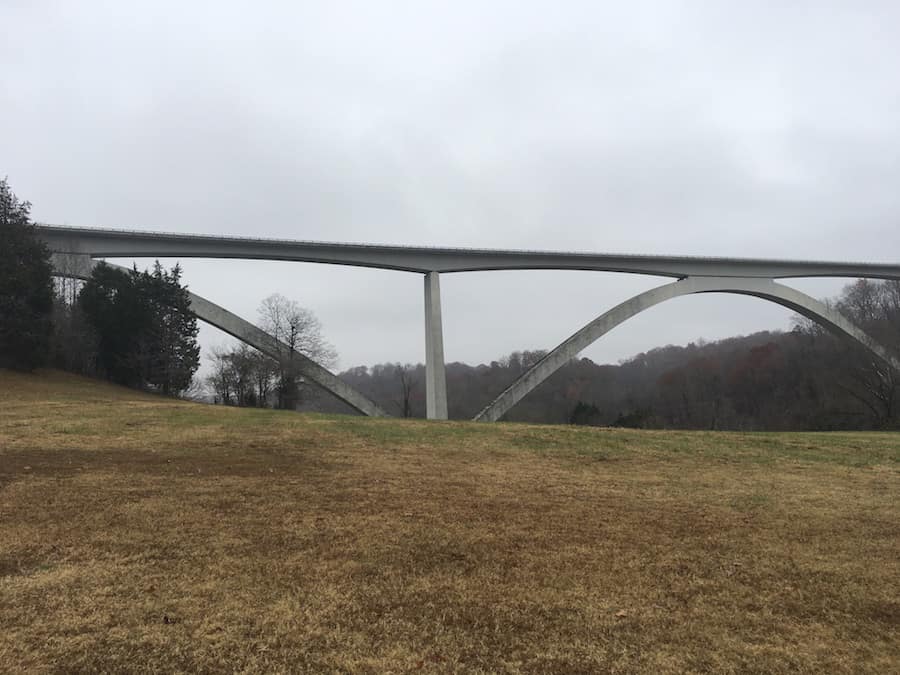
40 226 900 422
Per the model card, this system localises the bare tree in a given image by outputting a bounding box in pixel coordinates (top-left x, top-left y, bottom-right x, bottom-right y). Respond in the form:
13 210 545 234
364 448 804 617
206 349 235 405
206 343 280 407
833 280 899 427
48 269 98 376
794 279 900 427
250 348 279 406
395 363 417 418
257 293 338 409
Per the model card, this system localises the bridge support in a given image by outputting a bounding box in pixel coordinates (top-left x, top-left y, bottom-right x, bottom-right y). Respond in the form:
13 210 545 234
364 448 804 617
42 228 900 425
424 271 448 420
186 293 387 416
51 252 97 280
51 256 387 417
474 276 900 422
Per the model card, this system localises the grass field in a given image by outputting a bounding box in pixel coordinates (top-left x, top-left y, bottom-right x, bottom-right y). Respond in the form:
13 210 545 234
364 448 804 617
1 370 898 673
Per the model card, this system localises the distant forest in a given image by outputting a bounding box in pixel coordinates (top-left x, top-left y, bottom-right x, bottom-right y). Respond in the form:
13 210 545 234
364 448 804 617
314 281 900 431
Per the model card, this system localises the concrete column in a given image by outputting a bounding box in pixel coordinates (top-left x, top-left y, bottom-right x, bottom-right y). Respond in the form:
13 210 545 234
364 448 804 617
424 271 448 420
50 252 96 280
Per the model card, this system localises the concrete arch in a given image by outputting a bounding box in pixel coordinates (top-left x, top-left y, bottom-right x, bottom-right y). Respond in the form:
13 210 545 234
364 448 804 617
186 293 387 416
51 254 387 417
474 276 900 422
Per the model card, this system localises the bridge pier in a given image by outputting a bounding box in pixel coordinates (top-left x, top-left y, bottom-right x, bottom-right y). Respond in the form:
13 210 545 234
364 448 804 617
50 252 95 280
424 271 448 420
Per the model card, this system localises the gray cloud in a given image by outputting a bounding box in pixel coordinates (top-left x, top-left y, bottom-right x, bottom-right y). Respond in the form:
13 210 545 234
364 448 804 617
3 0 899 372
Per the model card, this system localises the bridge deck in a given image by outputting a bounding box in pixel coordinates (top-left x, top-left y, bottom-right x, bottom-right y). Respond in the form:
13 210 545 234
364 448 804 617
35 224 900 279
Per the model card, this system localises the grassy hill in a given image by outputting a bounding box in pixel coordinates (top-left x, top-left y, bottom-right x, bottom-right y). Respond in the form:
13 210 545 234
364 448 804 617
1 370 898 673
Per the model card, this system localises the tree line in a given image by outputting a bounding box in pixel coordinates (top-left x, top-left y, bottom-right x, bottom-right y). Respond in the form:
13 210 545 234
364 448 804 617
1 178 336 407
2 178 199 394
323 282 900 430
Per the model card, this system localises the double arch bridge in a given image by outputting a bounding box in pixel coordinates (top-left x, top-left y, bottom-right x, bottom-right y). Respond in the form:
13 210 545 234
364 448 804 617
37 224 900 421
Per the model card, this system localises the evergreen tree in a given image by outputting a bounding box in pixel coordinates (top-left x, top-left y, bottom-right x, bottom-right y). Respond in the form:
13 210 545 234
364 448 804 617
141 262 200 395
78 261 200 394
78 264 145 386
0 179 54 370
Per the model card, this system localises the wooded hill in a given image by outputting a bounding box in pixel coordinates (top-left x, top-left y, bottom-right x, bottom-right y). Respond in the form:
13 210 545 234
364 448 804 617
321 311 899 430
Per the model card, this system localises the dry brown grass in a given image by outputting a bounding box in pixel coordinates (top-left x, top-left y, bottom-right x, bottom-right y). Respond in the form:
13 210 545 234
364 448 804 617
1 369 898 673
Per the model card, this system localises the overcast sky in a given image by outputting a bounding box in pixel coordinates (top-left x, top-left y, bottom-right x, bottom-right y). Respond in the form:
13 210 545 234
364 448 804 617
3 1 899 374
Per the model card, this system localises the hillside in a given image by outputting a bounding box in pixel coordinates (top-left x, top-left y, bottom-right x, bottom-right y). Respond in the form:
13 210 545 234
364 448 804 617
1 370 898 673
327 329 898 430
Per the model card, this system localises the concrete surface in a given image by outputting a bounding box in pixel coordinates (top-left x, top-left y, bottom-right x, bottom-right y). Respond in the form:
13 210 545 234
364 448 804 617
36 224 900 279
474 276 900 422
424 272 448 420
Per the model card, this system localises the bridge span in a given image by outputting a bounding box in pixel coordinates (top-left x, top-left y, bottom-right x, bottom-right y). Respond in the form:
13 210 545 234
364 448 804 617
38 224 900 421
